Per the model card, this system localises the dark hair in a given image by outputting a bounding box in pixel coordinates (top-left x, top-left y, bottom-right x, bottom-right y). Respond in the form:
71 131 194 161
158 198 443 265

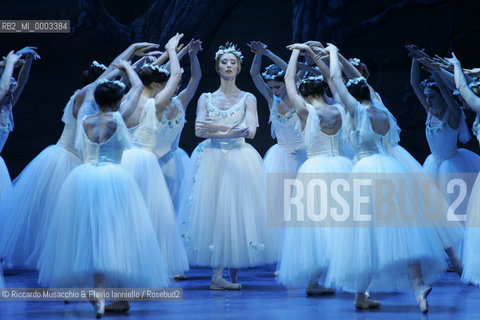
346 78 370 101
262 64 284 82
299 75 328 98
138 66 169 87
81 64 106 85
94 82 125 107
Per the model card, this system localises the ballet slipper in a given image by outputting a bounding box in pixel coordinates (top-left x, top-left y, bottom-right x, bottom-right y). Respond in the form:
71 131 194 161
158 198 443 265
229 268 239 283
173 273 188 280
210 267 241 290
305 281 335 296
105 300 130 313
412 278 432 314
354 292 381 309
94 299 105 318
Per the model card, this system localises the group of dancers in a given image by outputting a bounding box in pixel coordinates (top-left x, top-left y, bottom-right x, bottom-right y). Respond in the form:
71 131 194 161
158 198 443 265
1 34 480 318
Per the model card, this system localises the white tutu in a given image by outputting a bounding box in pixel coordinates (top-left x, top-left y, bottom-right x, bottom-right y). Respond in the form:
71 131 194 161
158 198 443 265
0 155 11 200
122 147 189 275
263 144 306 260
158 148 190 212
389 144 464 249
37 163 170 288
178 138 276 268
0 145 81 268
462 174 480 285
278 155 353 285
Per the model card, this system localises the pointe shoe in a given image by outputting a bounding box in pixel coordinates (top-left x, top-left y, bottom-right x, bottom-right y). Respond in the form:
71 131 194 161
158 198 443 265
354 292 381 309
173 273 188 280
229 268 239 283
105 300 130 313
305 283 336 296
414 284 432 313
210 277 242 290
94 300 105 318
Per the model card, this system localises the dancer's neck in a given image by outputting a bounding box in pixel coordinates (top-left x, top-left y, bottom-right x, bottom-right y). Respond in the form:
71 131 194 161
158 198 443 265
219 77 239 96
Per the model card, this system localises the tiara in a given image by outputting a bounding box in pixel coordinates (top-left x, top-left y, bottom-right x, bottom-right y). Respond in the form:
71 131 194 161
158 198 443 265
96 79 126 90
262 65 285 80
349 58 361 66
91 60 107 70
215 42 243 63
141 63 170 76
346 76 366 88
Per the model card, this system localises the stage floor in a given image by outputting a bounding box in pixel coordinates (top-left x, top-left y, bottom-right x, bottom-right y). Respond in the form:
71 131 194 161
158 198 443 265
0 265 478 319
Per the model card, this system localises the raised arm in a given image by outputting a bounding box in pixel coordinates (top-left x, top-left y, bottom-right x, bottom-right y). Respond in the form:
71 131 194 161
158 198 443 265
118 60 144 120
0 51 19 101
432 71 461 128
284 47 308 129
177 39 202 110
409 58 429 112
327 44 358 116
104 42 159 75
11 47 39 107
247 41 272 104
449 53 480 114
154 33 184 109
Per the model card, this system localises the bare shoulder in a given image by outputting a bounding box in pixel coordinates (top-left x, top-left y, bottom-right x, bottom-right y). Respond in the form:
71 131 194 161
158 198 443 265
243 92 257 104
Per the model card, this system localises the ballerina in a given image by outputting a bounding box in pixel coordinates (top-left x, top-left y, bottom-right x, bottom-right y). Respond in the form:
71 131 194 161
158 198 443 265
247 40 306 258
325 43 447 313
277 43 353 296
178 42 276 290
155 39 202 212
0 42 157 269
448 53 480 286
37 61 170 318
121 33 189 277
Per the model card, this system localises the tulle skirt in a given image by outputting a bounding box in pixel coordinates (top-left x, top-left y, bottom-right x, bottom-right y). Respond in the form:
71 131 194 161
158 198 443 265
37 162 170 288
278 155 353 286
424 149 480 220
158 148 190 212
326 154 446 293
0 156 11 200
178 138 276 268
0 144 81 268
122 147 189 275
263 144 307 260
462 175 480 285
390 145 464 249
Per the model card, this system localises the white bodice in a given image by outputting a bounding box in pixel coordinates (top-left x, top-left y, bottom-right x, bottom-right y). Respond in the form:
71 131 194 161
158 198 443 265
269 96 305 153
155 96 186 158
349 103 389 160
304 104 343 158
82 112 131 165
206 92 250 128
0 99 14 134
425 113 458 160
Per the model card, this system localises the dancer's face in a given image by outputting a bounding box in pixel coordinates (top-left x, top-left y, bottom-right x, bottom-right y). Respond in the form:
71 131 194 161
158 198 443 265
217 53 240 79
267 80 286 99
424 87 446 116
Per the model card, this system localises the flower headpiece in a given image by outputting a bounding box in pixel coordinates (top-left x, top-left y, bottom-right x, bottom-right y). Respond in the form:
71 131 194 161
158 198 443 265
262 65 285 80
96 78 126 90
10 77 17 87
298 74 325 87
349 58 361 66
468 80 480 89
420 79 437 88
141 63 170 77
215 42 243 63
91 60 107 70
346 76 366 88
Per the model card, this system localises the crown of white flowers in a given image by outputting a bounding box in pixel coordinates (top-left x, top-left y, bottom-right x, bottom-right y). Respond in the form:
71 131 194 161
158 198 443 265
140 63 170 76
262 65 285 80
91 60 107 70
215 42 243 63
297 74 325 87
346 76 366 88
468 80 480 89
420 79 437 88
95 78 126 90
349 58 361 66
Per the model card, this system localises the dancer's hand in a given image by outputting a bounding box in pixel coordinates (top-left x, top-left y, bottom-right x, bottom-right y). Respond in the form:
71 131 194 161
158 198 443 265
131 42 160 56
247 41 267 55
445 53 461 67
165 33 184 52
229 125 249 138
188 39 203 56
16 46 41 60
305 40 324 48
116 60 132 73
286 43 309 51
464 68 480 77
4 50 21 66
324 43 338 53
405 44 429 59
